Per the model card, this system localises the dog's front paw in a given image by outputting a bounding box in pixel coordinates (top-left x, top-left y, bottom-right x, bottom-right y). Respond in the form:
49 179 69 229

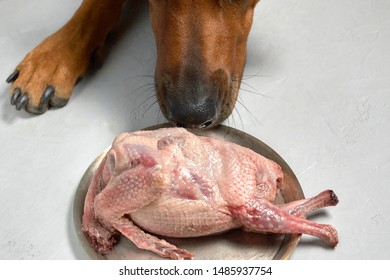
6 33 90 114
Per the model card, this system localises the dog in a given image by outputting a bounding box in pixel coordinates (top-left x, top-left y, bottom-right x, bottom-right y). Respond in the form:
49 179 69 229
6 0 260 128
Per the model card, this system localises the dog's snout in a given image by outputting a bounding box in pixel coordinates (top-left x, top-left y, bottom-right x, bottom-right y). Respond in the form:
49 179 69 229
167 95 219 129
159 68 229 129
150 0 259 129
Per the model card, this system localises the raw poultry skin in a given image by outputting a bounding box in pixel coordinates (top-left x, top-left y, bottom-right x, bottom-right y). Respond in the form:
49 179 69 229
82 128 339 259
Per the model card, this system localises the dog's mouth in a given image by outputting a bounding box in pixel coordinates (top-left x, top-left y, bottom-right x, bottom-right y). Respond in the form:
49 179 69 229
155 68 240 129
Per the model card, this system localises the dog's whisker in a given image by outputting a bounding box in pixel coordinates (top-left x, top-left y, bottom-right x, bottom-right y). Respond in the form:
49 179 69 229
156 108 162 124
241 66 273 80
228 107 236 128
234 94 261 126
230 76 272 99
240 87 272 99
130 84 156 104
129 89 156 116
225 114 232 128
231 72 273 82
239 81 272 98
159 106 167 124
157 108 166 124
231 81 261 125
233 105 245 130
134 86 156 101
240 73 272 80
124 74 156 81
141 91 157 105
130 83 155 97
143 99 159 116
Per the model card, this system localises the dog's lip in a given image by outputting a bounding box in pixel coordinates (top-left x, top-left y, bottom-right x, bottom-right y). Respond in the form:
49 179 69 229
172 118 219 129
165 112 220 129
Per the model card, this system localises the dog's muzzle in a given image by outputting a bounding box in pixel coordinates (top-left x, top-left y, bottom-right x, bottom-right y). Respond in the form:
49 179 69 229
158 68 228 129
166 94 220 129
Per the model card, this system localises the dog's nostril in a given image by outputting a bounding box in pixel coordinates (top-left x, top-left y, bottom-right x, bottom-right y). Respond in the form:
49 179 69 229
199 119 213 129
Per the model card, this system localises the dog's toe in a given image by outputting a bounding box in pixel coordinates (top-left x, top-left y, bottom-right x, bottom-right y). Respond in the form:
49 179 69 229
25 85 56 114
24 86 69 114
6 70 19 84
9 87 45 114
10 88 30 111
49 95 69 108
41 86 55 105
15 94 29 111
10 88 21 106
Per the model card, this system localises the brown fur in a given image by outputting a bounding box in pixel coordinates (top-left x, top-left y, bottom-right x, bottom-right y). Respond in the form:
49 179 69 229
8 0 260 127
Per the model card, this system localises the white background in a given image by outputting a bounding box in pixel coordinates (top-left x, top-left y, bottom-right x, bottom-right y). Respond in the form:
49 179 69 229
0 0 389 259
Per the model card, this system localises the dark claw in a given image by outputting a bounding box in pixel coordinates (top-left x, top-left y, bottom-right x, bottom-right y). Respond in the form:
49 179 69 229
41 86 55 105
16 94 29 111
11 88 21 105
6 70 19 83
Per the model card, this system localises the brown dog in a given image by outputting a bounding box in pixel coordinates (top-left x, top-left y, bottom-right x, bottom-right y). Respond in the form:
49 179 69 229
6 0 260 128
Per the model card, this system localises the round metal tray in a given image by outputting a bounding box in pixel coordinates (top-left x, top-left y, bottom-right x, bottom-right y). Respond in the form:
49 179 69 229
73 124 304 260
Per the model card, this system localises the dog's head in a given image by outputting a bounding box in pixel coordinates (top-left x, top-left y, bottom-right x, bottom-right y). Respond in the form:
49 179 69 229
149 0 260 128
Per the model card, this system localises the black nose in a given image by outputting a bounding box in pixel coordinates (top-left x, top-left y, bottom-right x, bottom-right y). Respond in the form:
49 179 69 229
167 95 219 129
158 67 229 129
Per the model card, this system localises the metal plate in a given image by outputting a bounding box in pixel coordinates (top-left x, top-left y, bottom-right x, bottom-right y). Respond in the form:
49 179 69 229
73 124 304 260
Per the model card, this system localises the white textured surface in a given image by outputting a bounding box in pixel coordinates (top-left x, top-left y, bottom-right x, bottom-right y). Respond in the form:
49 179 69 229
0 0 389 259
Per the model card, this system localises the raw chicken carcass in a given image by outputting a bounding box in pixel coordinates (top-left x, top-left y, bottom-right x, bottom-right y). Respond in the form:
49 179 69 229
82 127 338 259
